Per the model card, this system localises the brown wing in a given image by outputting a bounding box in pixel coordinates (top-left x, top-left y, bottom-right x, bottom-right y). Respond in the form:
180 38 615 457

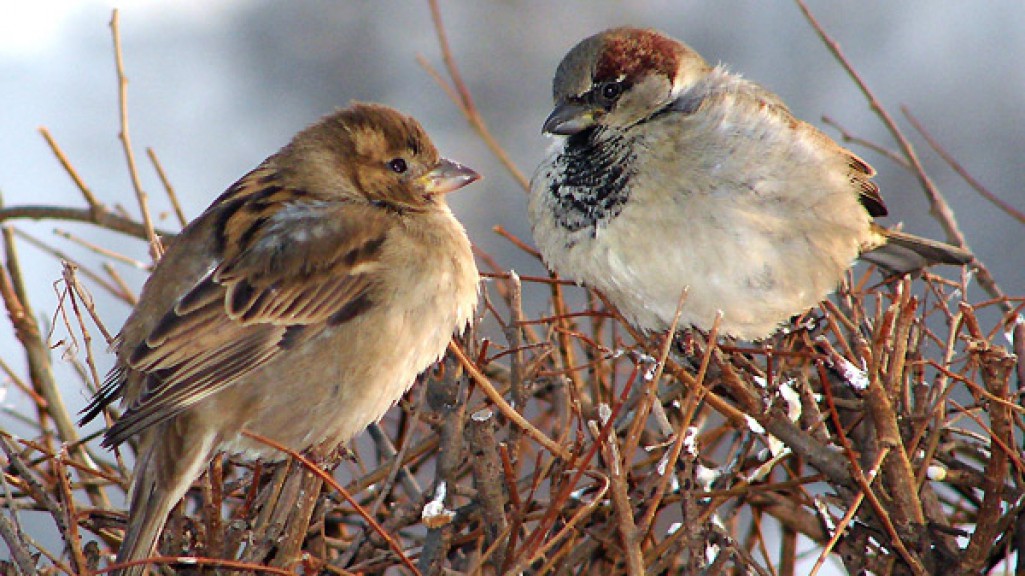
95 171 391 447
746 84 888 218
675 74 887 217
845 152 886 217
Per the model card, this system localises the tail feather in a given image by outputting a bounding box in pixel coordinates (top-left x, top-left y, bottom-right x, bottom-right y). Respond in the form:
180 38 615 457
113 429 216 576
861 226 972 275
114 474 180 576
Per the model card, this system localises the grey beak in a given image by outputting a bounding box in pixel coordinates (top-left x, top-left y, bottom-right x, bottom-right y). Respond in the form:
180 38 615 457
542 101 596 135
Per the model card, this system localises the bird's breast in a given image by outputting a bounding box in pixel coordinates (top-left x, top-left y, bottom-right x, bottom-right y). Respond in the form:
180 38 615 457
216 212 478 459
540 130 638 235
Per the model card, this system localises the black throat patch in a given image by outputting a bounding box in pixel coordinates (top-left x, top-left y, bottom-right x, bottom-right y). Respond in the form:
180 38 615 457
546 128 635 234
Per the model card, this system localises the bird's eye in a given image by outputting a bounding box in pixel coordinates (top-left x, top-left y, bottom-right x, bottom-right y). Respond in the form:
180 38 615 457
599 81 623 104
388 158 408 174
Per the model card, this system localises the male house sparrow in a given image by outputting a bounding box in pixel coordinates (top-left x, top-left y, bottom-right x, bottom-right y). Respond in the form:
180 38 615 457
79 103 480 574
530 27 971 340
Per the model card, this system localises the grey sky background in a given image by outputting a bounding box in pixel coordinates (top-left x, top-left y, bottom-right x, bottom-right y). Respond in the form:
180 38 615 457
1 1 1022 571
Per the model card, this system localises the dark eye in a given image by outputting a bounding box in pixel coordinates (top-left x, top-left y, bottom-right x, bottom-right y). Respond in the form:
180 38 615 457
599 81 623 104
388 158 408 174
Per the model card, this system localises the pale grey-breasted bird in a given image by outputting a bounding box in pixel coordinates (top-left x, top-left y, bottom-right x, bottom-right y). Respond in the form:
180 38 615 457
530 27 970 340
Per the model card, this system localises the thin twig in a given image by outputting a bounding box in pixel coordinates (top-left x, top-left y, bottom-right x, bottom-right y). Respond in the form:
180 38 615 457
110 10 162 260
1 228 104 501
38 128 102 210
12 227 126 302
902 107 1025 225
54 228 151 269
448 340 571 460
146 147 188 227
422 0 530 191
794 0 966 248
589 419 643 575
0 205 174 240
240 430 422 576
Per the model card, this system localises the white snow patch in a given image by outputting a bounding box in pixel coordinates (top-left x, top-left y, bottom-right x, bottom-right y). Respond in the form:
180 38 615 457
778 379 802 422
813 496 836 533
643 364 658 382
422 482 455 525
745 447 791 482
696 465 718 491
1004 314 1024 346
657 453 669 476
926 465 947 481
837 356 870 391
682 426 699 457
744 415 765 434
705 542 721 564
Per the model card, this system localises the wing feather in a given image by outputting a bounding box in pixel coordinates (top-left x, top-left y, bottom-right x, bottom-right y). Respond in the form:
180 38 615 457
672 70 887 216
92 168 393 446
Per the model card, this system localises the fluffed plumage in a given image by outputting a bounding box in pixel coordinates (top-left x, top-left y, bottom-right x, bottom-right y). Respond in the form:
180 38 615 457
530 27 971 340
80 102 480 575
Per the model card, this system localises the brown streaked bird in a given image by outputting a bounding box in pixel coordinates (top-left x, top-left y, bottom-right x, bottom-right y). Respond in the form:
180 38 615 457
80 103 480 575
530 27 971 340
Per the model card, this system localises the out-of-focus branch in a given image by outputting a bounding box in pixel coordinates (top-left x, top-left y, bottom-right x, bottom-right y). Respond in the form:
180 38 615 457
795 0 1012 320
110 10 162 261
0 205 174 240
902 108 1025 226
39 128 102 211
794 0 965 247
146 147 188 227
1 227 107 507
421 0 530 192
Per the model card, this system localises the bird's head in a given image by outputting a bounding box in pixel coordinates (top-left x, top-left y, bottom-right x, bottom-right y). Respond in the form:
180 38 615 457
543 27 710 136
281 102 480 212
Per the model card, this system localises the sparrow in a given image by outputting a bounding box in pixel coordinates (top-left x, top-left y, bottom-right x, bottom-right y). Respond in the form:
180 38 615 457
79 102 481 575
530 27 971 340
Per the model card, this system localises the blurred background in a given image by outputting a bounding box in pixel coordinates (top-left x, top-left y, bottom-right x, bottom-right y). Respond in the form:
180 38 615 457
1 1 1022 571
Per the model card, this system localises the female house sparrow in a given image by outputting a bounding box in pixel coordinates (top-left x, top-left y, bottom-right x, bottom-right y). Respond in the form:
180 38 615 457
530 27 971 340
79 103 480 574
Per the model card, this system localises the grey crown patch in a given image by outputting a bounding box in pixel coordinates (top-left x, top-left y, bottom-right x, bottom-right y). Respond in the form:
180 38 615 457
547 129 636 234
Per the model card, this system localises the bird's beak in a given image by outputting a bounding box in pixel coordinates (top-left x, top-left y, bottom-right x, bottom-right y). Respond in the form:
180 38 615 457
420 159 482 196
542 101 596 135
